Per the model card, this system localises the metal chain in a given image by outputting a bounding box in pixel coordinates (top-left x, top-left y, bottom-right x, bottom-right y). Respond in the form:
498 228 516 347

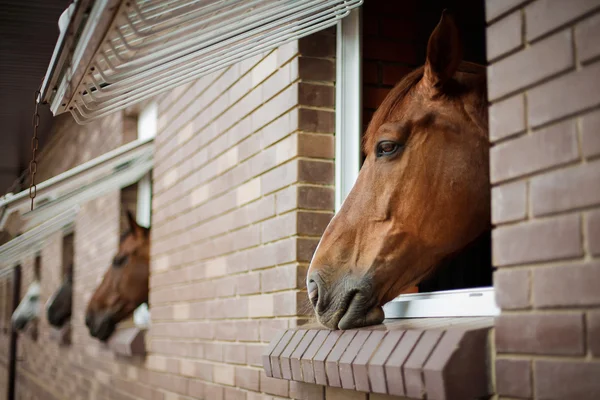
29 87 41 211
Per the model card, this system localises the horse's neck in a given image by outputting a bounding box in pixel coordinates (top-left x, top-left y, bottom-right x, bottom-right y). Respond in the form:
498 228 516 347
418 230 492 292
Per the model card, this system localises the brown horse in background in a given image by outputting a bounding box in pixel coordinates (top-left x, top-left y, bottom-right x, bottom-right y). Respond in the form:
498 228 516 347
307 11 490 330
85 211 150 341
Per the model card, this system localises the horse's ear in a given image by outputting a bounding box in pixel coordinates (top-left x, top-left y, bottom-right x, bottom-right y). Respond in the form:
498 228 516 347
126 210 141 234
423 10 463 89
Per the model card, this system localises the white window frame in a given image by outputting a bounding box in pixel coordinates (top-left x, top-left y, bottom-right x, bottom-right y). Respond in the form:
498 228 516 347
335 7 498 318
135 103 156 229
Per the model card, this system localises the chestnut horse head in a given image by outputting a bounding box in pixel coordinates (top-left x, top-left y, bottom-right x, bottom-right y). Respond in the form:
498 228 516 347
307 11 490 330
85 211 150 341
46 268 73 328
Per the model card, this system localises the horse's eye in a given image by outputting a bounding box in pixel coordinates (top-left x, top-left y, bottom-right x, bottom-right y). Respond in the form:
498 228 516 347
376 141 401 157
112 254 128 267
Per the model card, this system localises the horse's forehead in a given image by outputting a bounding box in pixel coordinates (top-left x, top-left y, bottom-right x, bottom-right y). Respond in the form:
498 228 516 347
26 281 41 296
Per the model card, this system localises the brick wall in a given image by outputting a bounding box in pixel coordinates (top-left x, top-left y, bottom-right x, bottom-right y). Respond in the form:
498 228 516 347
487 1 600 399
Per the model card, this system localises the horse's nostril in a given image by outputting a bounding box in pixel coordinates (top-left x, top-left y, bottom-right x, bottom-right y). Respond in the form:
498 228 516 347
307 277 319 307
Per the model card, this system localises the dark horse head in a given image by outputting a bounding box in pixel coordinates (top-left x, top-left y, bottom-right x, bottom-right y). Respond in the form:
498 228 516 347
85 211 150 341
46 269 73 328
307 11 490 329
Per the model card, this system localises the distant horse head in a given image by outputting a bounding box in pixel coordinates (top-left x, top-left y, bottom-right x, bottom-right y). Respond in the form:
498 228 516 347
85 211 150 341
12 280 41 331
46 269 73 328
307 11 490 329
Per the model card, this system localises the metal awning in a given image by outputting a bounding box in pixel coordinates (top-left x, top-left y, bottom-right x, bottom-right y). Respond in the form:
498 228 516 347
0 208 78 268
40 0 362 124
0 137 154 237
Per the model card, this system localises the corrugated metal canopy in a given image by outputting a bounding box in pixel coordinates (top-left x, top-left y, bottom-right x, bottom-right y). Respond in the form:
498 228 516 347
41 0 362 124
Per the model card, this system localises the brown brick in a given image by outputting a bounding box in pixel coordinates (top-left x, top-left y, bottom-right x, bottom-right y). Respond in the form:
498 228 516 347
496 313 585 355
325 330 357 387
403 330 444 399
298 108 334 133
298 160 334 186
493 214 583 266
528 61 600 127
485 0 529 22
299 33 335 58
581 109 600 159
588 310 600 357
576 12 600 63
490 119 579 183
487 11 523 60
297 133 334 160
489 94 526 142
494 268 530 309
298 186 335 211
531 160 600 216
363 38 418 65
492 181 528 224
533 262 600 307
488 29 573 100
587 210 600 256
526 0 600 41
297 211 333 237
298 57 335 81
535 360 600 400
298 83 334 108
495 359 532 398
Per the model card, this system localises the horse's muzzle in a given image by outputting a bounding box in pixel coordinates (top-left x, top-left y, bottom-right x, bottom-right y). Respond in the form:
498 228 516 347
85 311 116 341
308 271 385 330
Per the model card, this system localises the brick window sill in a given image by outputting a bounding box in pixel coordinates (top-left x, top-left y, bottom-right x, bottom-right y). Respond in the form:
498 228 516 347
263 317 494 399
107 327 146 357
48 323 70 346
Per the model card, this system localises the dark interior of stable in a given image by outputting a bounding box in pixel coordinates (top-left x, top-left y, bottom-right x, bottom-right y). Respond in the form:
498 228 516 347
361 0 492 293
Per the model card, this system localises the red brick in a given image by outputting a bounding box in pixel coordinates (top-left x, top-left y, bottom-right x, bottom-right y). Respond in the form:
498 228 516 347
487 11 523 60
493 214 583 266
488 29 573 100
490 119 579 184
363 62 379 84
494 268 530 309
535 360 600 400
364 87 390 109
363 39 418 65
489 94 526 142
526 0 600 41
496 313 585 355
495 359 532 398
588 310 600 357
528 61 600 127
492 181 528 224
485 0 529 22
587 210 600 256
381 64 414 86
533 262 600 307
531 160 600 216
581 109 600 159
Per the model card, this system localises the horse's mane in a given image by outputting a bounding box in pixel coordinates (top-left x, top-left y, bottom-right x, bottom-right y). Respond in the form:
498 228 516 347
362 61 487 153
362 66 425 153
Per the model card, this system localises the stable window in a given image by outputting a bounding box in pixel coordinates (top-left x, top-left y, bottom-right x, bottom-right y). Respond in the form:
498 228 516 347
335 2 497 318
